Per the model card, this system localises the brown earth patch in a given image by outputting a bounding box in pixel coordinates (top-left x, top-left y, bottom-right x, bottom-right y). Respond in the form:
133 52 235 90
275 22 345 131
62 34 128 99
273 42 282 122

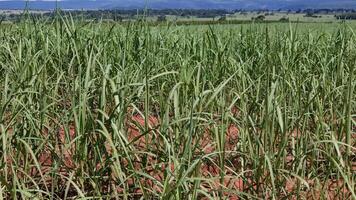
1 110 355 199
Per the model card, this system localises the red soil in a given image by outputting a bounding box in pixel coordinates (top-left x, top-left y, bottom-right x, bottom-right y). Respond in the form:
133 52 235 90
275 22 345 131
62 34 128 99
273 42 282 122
2 109 355 199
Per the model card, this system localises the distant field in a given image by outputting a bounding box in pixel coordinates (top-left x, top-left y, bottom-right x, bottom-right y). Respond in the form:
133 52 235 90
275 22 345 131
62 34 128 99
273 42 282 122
0 10 346 23
0 17 355 199
151 12 338 23
0 9 49 15
229 12 336 22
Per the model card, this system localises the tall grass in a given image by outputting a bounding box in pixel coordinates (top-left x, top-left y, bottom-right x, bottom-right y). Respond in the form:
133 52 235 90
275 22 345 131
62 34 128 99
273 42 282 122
0 15 355 199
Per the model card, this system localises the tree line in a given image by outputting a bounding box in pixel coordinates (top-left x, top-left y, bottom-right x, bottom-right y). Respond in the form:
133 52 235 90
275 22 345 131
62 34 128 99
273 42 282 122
2 8 356 22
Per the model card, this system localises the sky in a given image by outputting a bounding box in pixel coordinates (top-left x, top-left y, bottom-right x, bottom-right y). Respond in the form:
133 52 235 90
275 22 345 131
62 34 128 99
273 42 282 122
0 0 356 10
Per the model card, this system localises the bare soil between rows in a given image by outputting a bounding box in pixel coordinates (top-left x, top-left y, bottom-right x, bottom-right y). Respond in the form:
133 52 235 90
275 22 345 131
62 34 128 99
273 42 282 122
1 109 355 199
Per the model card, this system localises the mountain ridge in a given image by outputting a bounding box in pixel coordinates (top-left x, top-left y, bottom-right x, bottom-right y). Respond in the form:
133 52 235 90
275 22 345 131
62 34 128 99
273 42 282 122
0 0 355 10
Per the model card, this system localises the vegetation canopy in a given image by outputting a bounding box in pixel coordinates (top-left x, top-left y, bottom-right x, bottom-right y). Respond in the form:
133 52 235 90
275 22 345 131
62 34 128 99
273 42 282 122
0 13 355 199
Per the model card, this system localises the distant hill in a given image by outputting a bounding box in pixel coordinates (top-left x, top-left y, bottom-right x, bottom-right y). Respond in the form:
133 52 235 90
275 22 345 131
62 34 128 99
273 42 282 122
1 0 356 10
0 1 110 10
